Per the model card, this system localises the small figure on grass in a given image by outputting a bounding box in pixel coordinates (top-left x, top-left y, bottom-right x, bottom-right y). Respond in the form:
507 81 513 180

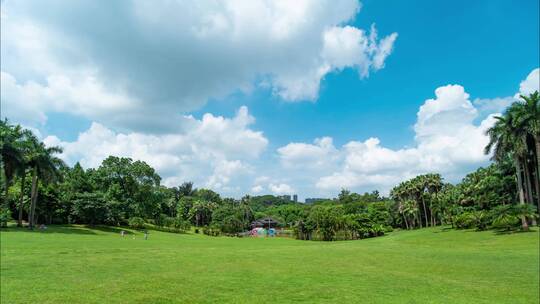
144 230 149 240
120 230 125 237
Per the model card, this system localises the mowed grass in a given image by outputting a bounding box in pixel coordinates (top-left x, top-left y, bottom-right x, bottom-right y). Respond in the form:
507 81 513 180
1 226 538 304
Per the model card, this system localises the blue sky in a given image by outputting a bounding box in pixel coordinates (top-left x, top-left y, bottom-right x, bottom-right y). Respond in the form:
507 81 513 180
1 0 539 199
194 0 539 149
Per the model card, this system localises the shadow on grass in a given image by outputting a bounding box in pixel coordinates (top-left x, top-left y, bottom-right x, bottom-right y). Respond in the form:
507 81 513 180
492 227 538 235
431 226 454 233
0 225 136 235
0 225 96 235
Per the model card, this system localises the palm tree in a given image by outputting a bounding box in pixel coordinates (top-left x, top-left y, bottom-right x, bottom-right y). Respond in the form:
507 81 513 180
27 142 65 229
414 176 429 227
0 120 24 200
426 173 443 226
403 200 418 229
514 91 540 215
485 111 529 230
178 181 195 197
239 195 254 228
16 130 38 227
391 183 410 229
188 199 216 227
514 204 538 225
404 180 422 228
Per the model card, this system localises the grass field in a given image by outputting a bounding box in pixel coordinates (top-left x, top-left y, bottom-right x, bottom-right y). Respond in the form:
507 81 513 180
1 226 538 304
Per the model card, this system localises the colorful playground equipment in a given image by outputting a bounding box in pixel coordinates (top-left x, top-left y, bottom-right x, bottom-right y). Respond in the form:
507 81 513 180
250 227 277 237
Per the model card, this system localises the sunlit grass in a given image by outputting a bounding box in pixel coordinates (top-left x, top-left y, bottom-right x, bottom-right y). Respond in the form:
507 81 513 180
1 225 538 303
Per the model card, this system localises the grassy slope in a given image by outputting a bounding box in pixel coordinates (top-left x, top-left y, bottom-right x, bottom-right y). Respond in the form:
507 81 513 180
1 226 538 304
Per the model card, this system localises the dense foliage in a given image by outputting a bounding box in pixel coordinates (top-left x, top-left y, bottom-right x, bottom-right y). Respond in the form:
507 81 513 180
1 92 539 239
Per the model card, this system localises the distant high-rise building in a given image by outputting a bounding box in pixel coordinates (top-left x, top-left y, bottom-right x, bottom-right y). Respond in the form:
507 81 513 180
293 194 298 202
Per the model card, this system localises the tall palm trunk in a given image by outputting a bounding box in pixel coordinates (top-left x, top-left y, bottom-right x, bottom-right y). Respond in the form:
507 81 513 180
515 156 529 231
429 200 435 226
420 195 428 227
28 166 38 230
402 212 409 230
535 136 540 185
523 160 534 204
524 159 537 225
533 165 540 226
17 171 25 227
534 136 540 224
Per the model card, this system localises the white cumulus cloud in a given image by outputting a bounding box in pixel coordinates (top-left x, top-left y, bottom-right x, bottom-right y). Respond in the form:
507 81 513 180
269 183 295 195
1 0 397 132
43 106 267 196
281 68 539 195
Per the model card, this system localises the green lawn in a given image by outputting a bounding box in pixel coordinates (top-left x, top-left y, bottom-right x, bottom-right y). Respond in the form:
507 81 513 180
1 226 538 304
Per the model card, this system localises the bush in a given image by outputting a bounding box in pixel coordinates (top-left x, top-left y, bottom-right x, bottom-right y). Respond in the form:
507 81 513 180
216 215 244 234
173 217 191 231
128 217 145 229
371 224 385 237
383 226 393 233
202 225 221 236
0 206 11 228
453 212 476 229
491 214 520 231
162 216 176 228
490 205 522 231
154 214 168 227
471 211 490 231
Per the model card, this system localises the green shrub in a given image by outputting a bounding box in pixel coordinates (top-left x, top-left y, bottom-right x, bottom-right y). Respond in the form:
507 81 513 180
491 214 521 231
162 216 176 228
173 218 191 231
154 214 168 227
471 211 491 231
453 212 476 229
490 205 522 231
0 206 11 228
128 217 145 229
202 225 221 236
371 224 385 237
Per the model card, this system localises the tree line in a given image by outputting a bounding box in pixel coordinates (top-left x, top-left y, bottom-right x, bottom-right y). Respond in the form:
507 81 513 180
1 92 538 240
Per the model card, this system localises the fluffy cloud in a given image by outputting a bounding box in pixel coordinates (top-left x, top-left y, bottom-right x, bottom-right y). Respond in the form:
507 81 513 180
474 68 539 115
277 137 339 169
1 0 396 132
44 106 267 195
40 67 540 198
281 68 539 195
518 68 539 96
282 86 488 192
321 25 397 77
251 185 264 194
0 71 139 128
268 183 295 195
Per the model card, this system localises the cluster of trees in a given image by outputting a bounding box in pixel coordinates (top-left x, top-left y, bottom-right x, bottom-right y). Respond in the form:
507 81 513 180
390 174 443 229
485 92 540 230
0 126 287 233
0 124 251 232
1 92 538 239
295 192 391 241
0 121 65 229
